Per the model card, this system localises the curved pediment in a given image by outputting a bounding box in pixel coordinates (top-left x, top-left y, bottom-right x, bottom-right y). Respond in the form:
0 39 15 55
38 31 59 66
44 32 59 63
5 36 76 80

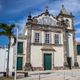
33 13 58 26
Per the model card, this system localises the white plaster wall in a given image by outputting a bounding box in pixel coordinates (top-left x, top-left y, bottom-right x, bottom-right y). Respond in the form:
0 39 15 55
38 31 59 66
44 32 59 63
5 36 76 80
23 40 27 68
68 33 74 66
31 45 64 67
77 56 80 67
31 30 64 67
0 47 14 72
42 31 45 43
31 30 34 43
0 48 7 72
9 47 14 72
60 32 63 44
53 46 64 67
31 46 42 67
52 32 54 44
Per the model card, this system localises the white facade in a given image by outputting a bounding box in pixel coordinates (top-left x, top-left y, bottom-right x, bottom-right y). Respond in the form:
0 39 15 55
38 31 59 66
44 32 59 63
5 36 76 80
0 47 7 72
0 46 14 72
31 30 64 69
24 5 76 70
0 5 77 72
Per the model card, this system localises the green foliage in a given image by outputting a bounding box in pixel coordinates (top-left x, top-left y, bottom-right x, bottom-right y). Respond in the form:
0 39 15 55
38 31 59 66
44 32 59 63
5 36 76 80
0 23 16 46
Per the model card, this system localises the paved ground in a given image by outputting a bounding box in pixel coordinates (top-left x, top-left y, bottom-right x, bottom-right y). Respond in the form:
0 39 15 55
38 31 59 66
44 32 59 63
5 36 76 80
17 69 80 80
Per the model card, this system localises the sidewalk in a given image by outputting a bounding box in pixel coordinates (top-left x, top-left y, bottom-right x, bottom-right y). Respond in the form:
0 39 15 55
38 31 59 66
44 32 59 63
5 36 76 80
17 69 80 80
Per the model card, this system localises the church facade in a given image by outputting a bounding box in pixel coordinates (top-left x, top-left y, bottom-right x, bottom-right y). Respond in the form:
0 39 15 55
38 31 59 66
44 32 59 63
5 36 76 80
16 5 77 71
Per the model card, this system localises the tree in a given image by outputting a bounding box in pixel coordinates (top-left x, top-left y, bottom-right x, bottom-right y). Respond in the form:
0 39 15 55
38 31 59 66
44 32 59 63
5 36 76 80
0 23 16 77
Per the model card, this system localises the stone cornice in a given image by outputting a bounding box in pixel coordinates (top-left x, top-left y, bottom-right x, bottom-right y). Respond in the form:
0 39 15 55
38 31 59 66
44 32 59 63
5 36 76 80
31 43 63 46
67 29 75 32
26 23 64 32
26 22 75 33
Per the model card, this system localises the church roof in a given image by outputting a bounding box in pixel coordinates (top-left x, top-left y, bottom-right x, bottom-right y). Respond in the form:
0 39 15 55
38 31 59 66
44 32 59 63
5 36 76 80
26 5 74 28
32 7 59 26
56 5 74 18
60 5 70 15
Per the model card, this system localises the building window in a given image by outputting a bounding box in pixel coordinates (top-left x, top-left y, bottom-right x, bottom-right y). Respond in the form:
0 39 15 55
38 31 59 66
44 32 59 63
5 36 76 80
45 33 50 44
77 45 80 55
66 19 69 26
54 34 59 45
17 42 23 54
35 32 40 43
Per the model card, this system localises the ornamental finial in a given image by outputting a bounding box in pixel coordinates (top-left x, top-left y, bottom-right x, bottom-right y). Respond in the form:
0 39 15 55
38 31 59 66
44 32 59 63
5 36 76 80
28 11 32 21
45 6 49 15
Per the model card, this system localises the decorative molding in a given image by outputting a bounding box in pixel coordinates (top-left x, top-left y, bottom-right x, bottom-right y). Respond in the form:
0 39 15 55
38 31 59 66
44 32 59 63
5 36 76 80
41 47 55 51
31 43 63 46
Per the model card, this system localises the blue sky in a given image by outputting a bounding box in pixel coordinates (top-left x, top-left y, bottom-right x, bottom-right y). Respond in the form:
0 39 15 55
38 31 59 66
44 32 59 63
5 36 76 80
0 0 80 46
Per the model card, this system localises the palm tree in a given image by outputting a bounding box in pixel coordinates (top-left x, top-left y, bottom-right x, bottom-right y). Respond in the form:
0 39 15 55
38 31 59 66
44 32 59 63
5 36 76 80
0 23 16 77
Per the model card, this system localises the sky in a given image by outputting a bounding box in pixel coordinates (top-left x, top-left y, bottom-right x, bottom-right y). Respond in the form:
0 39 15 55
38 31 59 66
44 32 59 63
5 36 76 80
0 0 80 46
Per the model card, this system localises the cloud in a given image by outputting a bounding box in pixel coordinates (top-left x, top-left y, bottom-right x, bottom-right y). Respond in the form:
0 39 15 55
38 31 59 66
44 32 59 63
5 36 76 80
1 0 80 33
15 18 27 34
10 0 80 35
45 0 80 16
3 0 48 14
75 29 80 34
74 21 80 26
7 18 27 34
76 37 80 41
59 0 80 14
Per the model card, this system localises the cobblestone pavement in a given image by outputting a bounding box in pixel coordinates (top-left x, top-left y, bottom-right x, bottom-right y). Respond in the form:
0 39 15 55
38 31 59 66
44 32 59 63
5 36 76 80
17 69 80 80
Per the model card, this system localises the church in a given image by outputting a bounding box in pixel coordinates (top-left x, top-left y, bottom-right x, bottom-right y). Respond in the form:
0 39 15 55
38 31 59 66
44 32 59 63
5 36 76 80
15 5 77 71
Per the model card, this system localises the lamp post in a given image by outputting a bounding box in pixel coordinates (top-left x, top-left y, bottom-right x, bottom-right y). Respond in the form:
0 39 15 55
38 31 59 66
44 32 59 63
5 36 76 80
14 27 18 80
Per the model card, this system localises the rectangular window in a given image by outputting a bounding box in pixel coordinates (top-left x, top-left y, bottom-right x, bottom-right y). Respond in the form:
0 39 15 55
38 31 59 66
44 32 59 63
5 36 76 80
54 34 59 45
17 42 23 54
45 33 50 44
35 32 40 43
77 45 80 55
